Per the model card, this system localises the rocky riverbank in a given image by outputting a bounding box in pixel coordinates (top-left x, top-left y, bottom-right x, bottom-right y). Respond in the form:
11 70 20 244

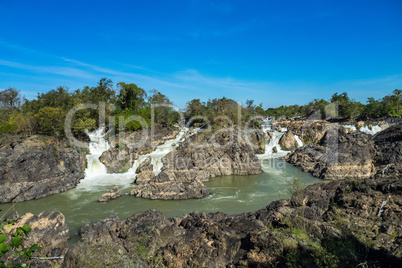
62 172 401 267
0 135 87 203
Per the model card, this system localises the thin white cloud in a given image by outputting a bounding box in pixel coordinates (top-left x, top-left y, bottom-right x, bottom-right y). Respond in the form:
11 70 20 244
0 41 400 108
0 60 96 79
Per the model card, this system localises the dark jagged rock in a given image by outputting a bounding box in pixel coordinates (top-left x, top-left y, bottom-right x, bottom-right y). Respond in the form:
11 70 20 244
0 136 86 203
99 144 135 173
285 126 376 180
373 123 402 166
136 156 153 173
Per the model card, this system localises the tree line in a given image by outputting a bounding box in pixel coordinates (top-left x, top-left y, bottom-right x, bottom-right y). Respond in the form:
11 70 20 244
0 78 180 139
263 90 402 119
0 79 400 140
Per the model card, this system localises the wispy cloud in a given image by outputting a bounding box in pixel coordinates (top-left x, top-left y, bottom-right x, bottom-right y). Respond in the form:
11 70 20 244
0 41 400 108
0 60 96 79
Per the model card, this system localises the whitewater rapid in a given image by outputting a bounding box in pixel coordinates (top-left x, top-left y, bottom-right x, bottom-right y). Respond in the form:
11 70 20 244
75 126 190 192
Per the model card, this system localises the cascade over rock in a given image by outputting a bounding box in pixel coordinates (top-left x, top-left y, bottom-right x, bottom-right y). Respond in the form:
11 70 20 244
99 126 179 173
131 131 262 200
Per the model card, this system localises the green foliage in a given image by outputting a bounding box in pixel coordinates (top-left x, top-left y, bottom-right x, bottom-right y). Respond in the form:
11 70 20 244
34 107 65 137
0 123 17 134
0 210 41 267
117 82 147 113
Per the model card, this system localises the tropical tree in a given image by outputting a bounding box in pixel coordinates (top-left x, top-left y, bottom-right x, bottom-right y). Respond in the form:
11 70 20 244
0 88 21 113
117 82 147 113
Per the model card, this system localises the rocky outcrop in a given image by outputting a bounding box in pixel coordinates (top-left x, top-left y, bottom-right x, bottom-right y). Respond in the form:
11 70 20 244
0 136 86 204
274 119 331 144
265 131 273 143
279 130 298 150
286 122 402 181
2 211 70 267
131 131 262 200
99 126 179 173
285 127 376 180
99 144 136 173
131 177 211 200
98 186 121 202
355 120 365 130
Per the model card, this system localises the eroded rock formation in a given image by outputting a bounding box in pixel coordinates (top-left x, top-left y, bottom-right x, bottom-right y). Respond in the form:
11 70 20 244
0 136 86 203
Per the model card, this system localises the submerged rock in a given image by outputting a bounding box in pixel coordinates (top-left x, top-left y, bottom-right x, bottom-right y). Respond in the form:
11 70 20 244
98 186 121 202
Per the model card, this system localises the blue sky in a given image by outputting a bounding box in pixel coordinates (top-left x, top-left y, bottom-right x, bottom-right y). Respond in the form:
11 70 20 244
0 0 401 108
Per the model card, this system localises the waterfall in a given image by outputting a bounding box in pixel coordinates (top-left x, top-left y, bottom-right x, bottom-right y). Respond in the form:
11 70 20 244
132 127 188 176
257 121 290 160
85 127 109 176
76 126 191 192
76 128 136 191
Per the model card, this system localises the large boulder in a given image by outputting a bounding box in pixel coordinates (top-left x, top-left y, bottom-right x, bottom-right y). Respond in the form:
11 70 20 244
279 130 298 151
285 127 376 180
136 156 153 174
99 144 135 173
0 136 86 203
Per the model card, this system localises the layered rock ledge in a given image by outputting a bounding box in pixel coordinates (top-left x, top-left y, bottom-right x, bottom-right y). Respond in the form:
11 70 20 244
0 136 86 203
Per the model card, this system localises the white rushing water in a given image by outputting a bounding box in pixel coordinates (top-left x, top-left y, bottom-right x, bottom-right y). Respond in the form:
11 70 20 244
76 126 190 192
359 125 382 135
131 126 189 176
342 124 382 135
294 135 303 147
75 127 136 192
257 121 291 172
